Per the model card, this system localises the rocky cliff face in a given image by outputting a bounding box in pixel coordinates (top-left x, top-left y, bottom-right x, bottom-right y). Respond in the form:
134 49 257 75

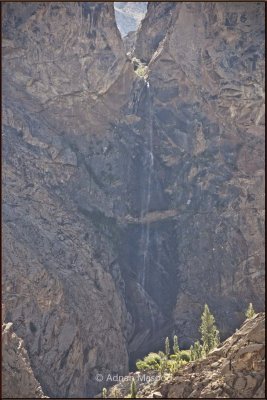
119 0 265 363
3 3 134 397
134 2 178 63
2 321 47 398
106 313 265 398
3 2 265 398
151 0 264 341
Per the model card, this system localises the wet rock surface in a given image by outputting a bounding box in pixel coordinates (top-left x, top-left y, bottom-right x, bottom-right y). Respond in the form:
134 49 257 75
3 2 265 397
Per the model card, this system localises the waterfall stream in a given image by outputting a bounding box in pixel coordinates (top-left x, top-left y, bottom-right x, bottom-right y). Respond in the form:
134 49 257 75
140 80 153 286
140 79 156 333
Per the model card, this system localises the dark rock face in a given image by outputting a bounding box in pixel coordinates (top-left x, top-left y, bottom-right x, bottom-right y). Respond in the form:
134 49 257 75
3 3 134 397
134 2 178 63
2 2 134 135
141 2 265 349
3 2 265 398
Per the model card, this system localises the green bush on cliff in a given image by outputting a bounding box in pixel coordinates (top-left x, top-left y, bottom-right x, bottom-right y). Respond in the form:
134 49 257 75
136 346 190 375
190 340 204 361
135 303 221 378
135 65 148 77
136 352 161 371
179 350 191 362
102 387 107 398
246 303 256 319
136 360 148 371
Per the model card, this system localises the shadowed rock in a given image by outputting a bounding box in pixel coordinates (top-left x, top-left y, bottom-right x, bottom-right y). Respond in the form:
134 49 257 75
2 2 265 397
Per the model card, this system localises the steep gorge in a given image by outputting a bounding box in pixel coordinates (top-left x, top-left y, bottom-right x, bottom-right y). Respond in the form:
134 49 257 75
2 2 265 398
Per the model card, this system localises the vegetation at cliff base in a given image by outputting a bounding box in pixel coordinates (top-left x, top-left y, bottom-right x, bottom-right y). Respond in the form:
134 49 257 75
136 304 219 377
102 387 107 399
199 304 220 355
131 57 148 78
102 302 258 398
246 303 256 319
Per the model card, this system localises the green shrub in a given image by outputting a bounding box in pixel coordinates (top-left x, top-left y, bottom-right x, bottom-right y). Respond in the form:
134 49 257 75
136 360 149 371
179 350 190 362
136 353 161 371
167 360 179 374
135 65 148 78
144 352 161 364
158 351 165 359
136 348 190 375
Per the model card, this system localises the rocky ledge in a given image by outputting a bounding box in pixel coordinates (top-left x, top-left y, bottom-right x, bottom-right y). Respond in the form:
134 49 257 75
2 321 47 398
106 313 265 398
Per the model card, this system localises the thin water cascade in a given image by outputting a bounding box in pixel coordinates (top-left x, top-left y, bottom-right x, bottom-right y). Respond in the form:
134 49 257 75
140 79 154 291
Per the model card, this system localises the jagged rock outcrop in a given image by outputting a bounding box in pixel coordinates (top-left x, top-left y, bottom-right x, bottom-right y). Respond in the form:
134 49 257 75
134 2 178 64
123 31 137 55
105 313 265 398
2 2 134 134
3 2 265 398
2 321 47 398
2 3 135 397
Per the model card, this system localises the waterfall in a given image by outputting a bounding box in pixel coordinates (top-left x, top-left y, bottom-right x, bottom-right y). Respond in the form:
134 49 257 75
137 78 157 334
140 80 154 289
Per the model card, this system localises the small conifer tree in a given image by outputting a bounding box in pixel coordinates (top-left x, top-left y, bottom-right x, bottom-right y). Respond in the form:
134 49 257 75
159 357 167 377
189 345 194 361
102 387 107 399
158 351 165 359
130 378 137 399
199 304 220 354
245 303 256 319
173 335 179 355
165 337 170 358
193 340 203 359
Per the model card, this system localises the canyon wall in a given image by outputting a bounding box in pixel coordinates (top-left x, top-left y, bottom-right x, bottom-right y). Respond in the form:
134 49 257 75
2 321 47 398
135 0 265 349
2 2 265 397
3 3 134 397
